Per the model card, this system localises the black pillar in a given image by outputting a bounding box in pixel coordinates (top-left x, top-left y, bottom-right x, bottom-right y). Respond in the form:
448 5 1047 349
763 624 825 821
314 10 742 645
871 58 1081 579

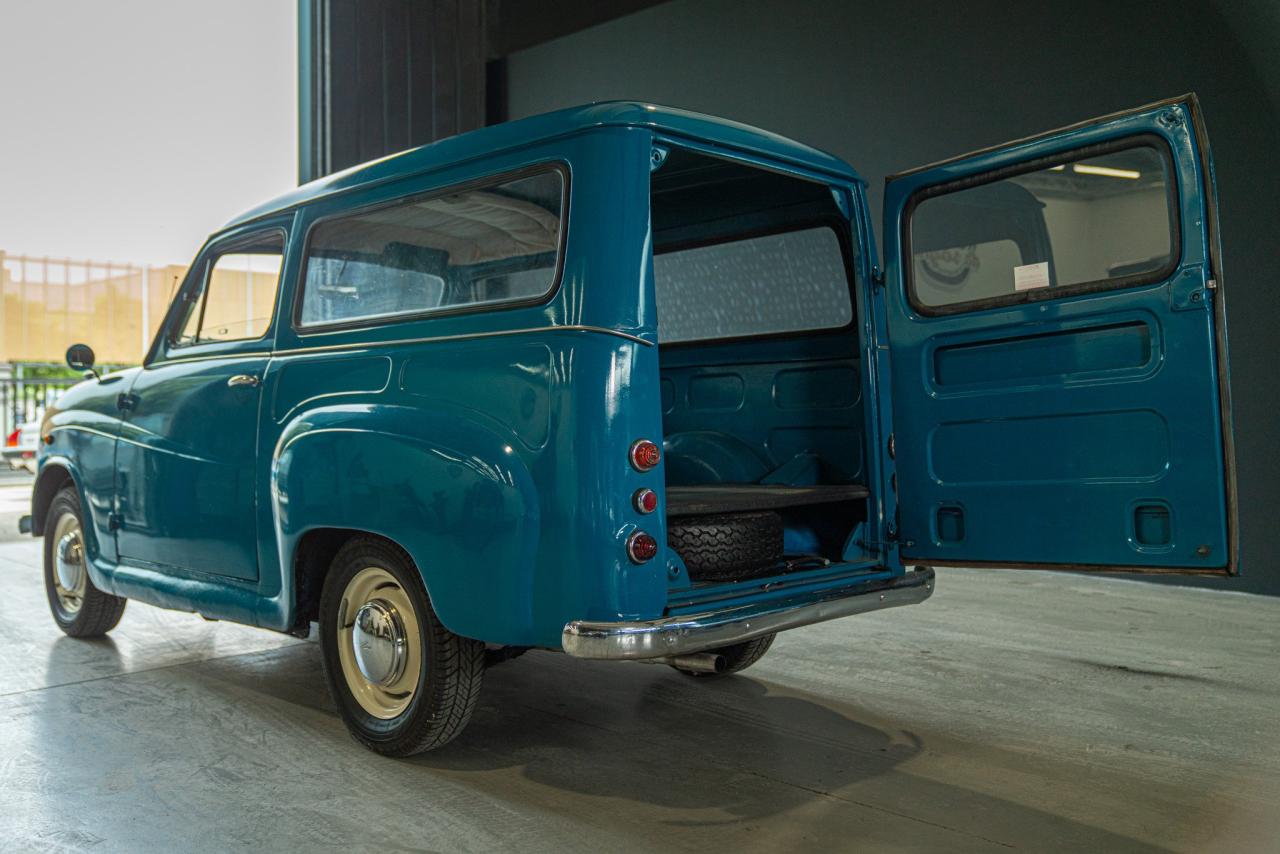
298 0 487 184
298 0 672 183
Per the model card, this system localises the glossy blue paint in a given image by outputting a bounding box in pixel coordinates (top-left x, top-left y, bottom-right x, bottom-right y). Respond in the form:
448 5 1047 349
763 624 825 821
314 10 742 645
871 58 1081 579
883 96 1235 571
32 98 1232 651
660 335 865 486
114 353 271 581
228 102 861 232
37 369 138 569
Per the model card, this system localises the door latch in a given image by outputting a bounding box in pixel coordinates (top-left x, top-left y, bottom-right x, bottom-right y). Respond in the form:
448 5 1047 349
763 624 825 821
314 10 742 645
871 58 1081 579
871 266 886 289
227 374 261 389
115 392 136 412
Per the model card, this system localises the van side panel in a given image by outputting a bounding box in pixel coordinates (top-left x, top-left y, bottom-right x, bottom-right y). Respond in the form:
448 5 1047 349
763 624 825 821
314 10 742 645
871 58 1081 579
254 129 668 645
659 335 864 487
266 332 665 647
272 401 542 642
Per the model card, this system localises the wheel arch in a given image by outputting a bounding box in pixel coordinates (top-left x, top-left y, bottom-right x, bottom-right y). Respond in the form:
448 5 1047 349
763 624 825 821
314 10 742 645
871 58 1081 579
291 526 375 629
270 404 542 644
32 460 76 536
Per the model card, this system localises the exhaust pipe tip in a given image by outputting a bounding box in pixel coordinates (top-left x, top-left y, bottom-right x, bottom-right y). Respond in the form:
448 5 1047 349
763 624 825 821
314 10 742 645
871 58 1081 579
665 652 726 674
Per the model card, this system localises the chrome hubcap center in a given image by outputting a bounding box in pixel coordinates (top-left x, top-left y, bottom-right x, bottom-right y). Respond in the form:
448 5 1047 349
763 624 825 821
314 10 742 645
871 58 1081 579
351 599 407 686
55 530 84 594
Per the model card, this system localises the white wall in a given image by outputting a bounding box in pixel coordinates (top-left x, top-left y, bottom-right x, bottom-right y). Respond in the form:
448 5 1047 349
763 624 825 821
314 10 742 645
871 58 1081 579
1041 188 1171 285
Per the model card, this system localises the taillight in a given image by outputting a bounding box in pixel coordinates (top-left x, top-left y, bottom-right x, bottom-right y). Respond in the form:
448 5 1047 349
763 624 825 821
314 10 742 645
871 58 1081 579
5 429 19 447
629 439 661 472
632 487 658 514
626 530 658 564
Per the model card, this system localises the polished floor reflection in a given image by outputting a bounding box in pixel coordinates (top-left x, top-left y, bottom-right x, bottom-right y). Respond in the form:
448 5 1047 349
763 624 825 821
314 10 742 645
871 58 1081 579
1 538 1277 852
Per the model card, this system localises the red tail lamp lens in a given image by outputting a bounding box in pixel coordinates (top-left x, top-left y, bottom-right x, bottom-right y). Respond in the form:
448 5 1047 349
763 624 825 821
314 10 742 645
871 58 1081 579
5 429 18 447
632 488 658 514
630 439 661 472
626 531 659 563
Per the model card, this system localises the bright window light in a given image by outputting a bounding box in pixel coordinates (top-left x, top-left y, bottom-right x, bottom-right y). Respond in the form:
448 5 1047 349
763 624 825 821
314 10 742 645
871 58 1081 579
1072 163 1141 179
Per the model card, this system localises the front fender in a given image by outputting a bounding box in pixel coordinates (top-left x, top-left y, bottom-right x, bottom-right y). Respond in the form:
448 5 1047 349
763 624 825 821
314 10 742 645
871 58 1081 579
271 403 541 643
31 455 119 594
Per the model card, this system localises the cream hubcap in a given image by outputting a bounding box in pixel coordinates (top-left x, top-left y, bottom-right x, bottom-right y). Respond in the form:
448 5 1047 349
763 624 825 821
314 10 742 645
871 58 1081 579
52 513 86 615
337 567 422 719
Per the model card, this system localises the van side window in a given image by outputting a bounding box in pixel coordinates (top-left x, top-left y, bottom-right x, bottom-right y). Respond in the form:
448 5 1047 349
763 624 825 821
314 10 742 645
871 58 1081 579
297 168 565 328
905 139 1177 313
174 232 284 345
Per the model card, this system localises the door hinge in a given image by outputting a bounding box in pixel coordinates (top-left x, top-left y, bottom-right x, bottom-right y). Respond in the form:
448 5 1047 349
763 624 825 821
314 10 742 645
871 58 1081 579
108 512 123 531
871 266 886 288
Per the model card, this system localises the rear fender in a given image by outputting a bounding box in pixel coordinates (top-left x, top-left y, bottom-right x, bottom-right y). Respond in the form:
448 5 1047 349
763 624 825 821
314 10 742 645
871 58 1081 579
270 404 540 642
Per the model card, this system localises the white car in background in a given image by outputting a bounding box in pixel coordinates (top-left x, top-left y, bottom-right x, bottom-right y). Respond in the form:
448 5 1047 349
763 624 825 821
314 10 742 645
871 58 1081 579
4 422 39 474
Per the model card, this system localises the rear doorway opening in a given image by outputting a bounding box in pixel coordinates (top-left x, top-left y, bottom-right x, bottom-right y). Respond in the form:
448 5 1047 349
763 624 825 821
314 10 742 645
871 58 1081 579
650 147 878 598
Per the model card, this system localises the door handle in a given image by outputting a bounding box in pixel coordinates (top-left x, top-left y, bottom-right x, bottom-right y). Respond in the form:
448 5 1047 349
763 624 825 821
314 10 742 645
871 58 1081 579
227 374 261 389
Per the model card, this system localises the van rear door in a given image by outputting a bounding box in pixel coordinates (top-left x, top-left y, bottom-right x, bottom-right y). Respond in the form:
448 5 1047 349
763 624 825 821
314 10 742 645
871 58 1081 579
882 94 1236 574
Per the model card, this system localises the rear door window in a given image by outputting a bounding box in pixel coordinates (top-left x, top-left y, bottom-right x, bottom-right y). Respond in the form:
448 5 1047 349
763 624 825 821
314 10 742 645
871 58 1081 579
907 140 1177 313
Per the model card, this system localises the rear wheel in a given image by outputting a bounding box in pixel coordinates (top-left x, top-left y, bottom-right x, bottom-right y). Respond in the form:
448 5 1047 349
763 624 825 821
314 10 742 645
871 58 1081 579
319 537 485 756
43 485 127 637
672 634 776 678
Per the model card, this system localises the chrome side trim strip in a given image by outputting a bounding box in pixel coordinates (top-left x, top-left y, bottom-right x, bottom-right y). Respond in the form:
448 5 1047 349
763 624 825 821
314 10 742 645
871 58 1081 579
562 567 935 660
137 325 651 368
49 426 216 463
147 350 274 367
49 425 118 442
276 324 652 356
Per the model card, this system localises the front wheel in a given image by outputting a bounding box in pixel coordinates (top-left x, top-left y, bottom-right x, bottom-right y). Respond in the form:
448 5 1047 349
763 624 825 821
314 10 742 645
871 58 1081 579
672 633 776 678
319 537 486 756
43 485 127 637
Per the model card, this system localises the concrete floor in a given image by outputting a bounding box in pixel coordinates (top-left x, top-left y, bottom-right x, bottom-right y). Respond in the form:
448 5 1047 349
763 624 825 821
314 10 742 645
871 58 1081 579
1 486 1278 852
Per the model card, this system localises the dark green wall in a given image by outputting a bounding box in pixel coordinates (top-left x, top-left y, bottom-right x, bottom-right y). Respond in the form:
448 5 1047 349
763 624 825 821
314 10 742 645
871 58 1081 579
505 0 1280 593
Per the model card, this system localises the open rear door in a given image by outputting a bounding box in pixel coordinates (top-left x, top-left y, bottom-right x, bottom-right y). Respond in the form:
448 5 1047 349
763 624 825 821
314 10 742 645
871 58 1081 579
883 94 1236 574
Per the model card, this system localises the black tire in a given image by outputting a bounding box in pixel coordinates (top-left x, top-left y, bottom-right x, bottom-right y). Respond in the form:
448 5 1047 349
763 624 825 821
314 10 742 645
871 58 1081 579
43 485 127 637
667 510 783 581
673 634 777 678
319 537 485 756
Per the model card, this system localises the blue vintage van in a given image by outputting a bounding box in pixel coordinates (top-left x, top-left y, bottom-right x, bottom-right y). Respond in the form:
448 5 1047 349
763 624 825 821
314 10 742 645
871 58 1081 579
28 95 1235 755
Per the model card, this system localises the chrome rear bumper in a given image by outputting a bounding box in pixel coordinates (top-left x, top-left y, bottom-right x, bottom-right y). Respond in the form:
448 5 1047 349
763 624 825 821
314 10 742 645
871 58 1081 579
561 567 935 660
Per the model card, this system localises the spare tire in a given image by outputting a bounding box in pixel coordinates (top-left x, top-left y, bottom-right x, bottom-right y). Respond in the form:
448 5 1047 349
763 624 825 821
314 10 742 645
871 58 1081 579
668 510 783 582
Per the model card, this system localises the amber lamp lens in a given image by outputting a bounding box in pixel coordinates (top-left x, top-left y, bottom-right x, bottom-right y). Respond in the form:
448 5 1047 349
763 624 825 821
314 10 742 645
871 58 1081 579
627 531 659 563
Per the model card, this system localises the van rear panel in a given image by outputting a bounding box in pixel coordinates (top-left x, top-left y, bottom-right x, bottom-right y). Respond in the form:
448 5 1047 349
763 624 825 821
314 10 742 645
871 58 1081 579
648 145 889 603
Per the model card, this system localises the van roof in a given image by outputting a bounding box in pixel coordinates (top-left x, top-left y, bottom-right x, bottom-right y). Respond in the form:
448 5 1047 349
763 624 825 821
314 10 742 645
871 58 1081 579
224 101 861 230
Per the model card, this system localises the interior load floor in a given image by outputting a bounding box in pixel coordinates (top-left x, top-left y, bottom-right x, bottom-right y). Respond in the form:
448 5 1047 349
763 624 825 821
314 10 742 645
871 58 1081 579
665 483 870 517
